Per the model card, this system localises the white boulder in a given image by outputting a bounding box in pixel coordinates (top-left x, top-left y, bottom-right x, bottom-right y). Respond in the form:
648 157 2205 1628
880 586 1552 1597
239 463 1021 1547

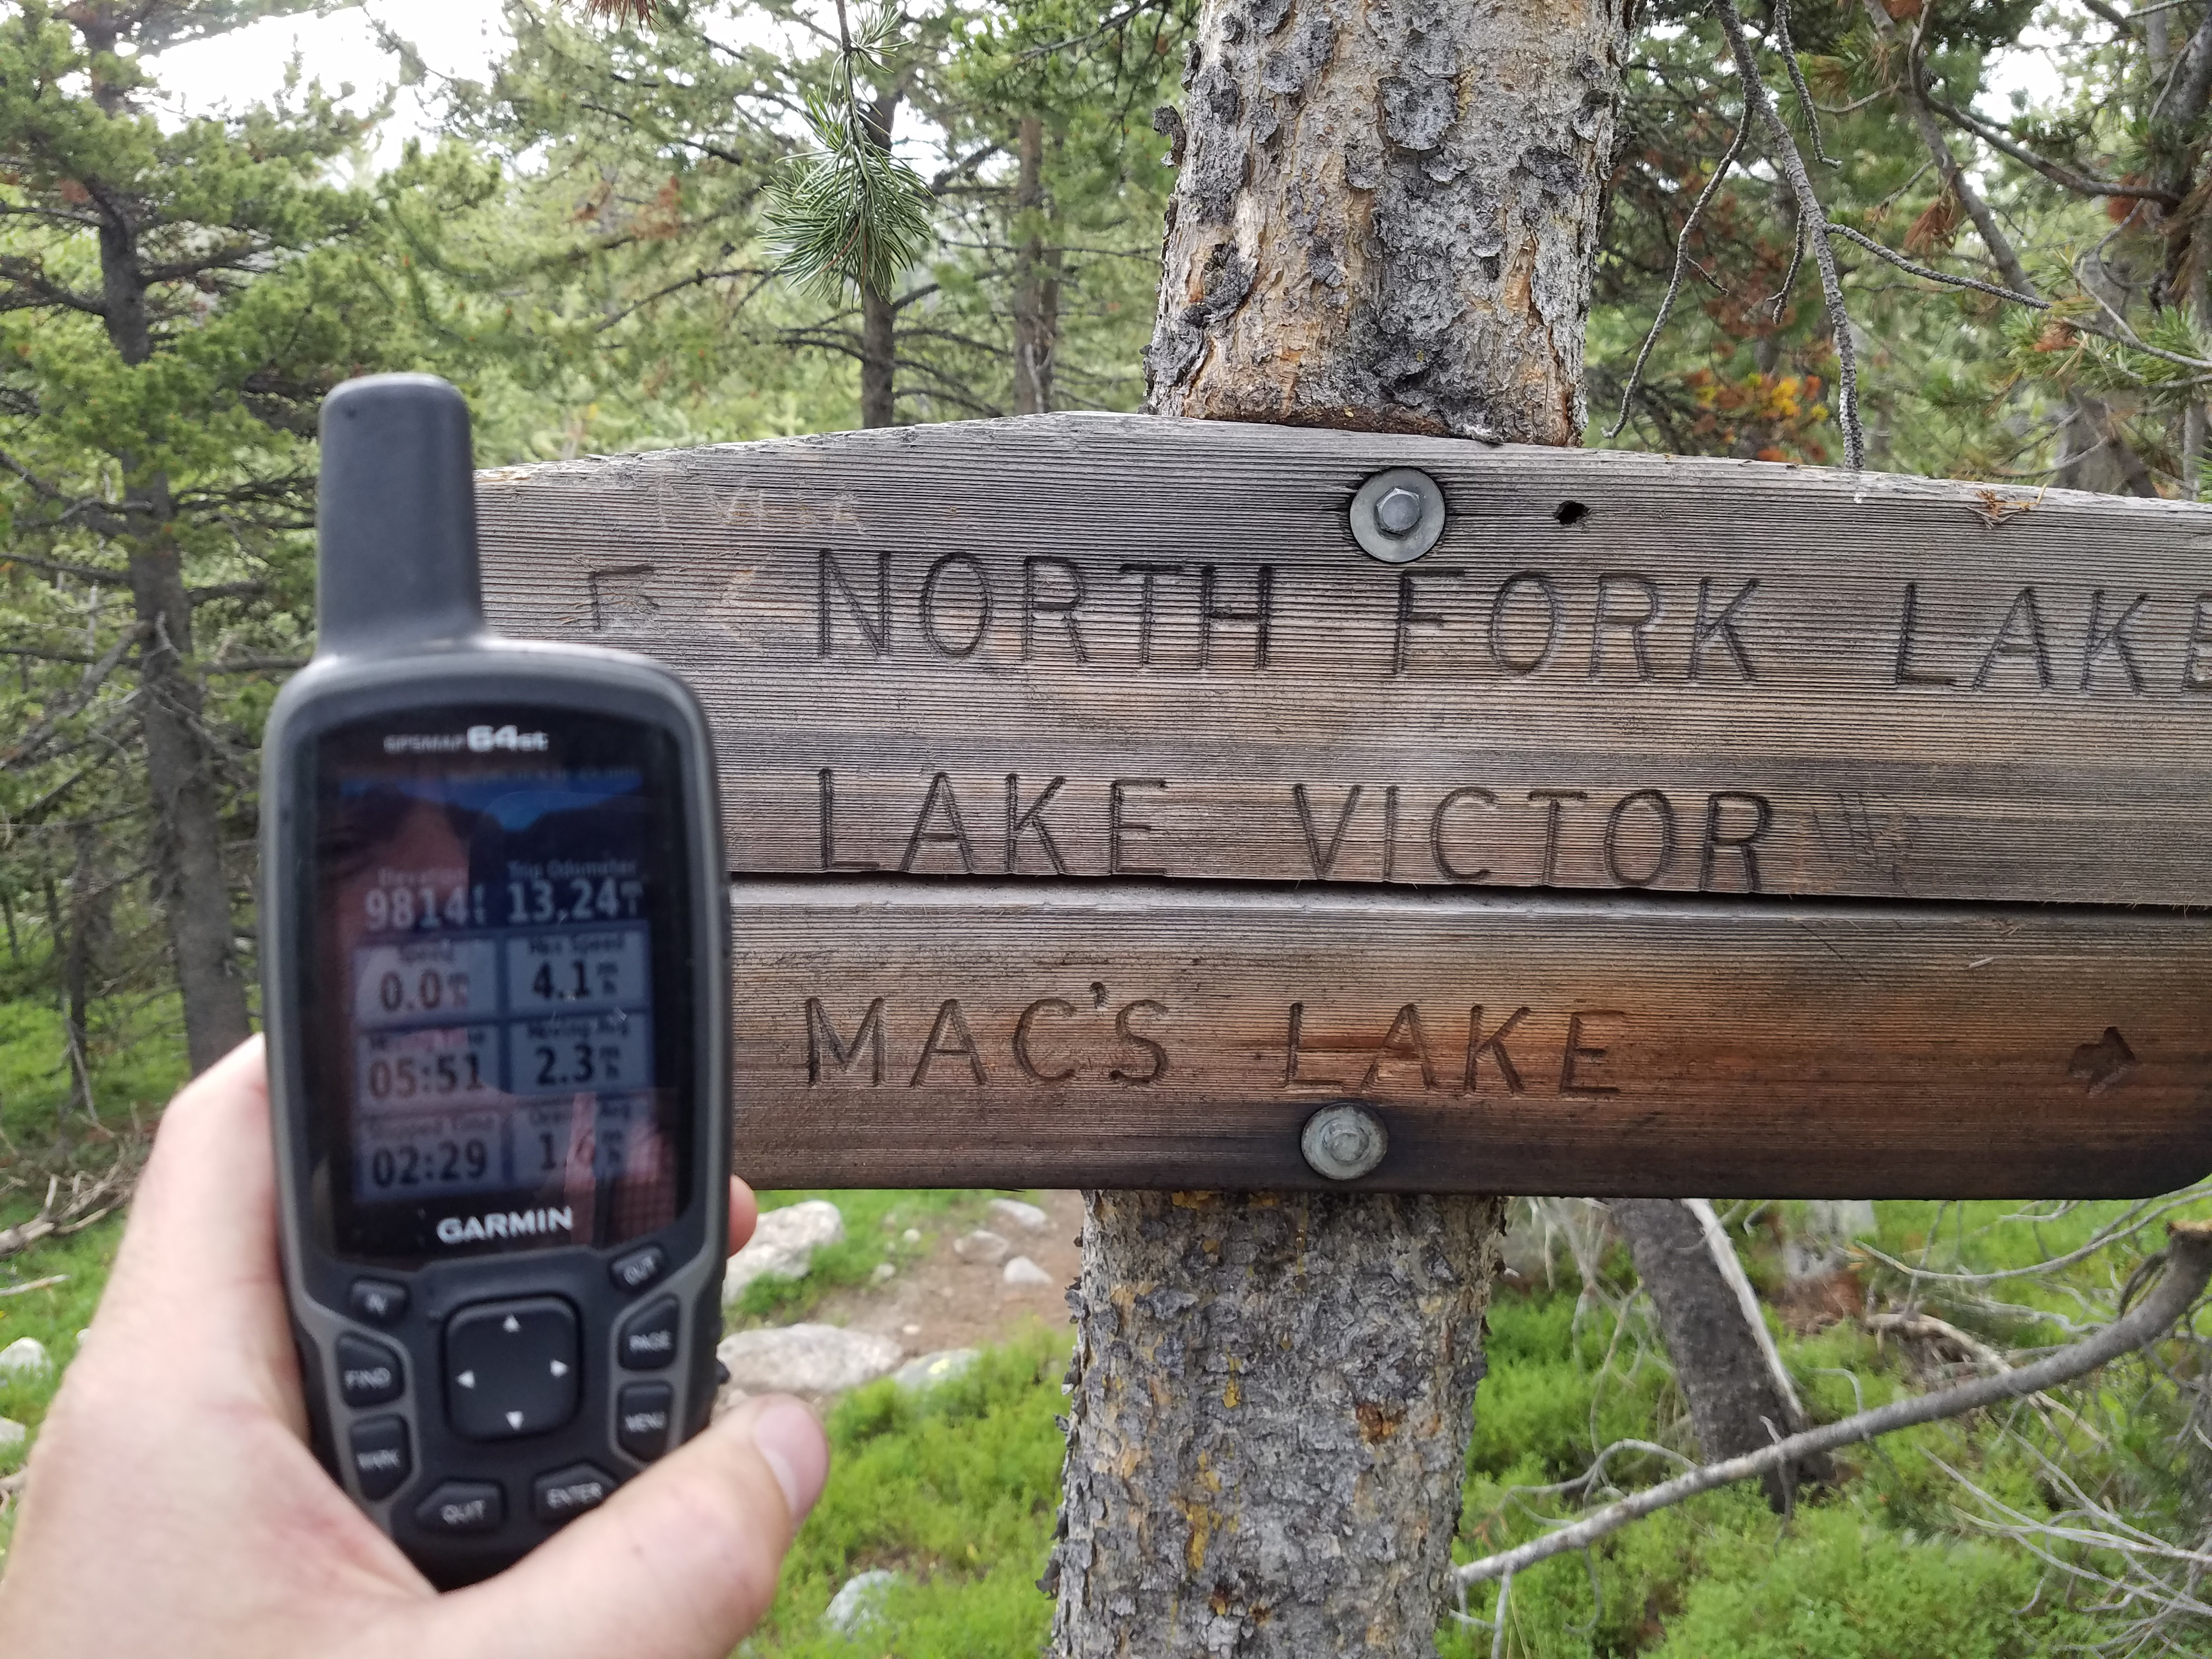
716 1324 900 1394
0 1417 25 1453
823 1568 900 1635
1003 1256 1054 1288
892 1348 978 1393
953 1229 1010 1267
986 1198 1050 1233
0 1338 51 1380
724 1200 845 1306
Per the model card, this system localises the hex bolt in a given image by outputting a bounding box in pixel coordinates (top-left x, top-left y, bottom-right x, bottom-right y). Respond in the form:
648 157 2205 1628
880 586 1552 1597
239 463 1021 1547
1375 486 1425 537
1300 1103 1388 1181
1349 468 1447 563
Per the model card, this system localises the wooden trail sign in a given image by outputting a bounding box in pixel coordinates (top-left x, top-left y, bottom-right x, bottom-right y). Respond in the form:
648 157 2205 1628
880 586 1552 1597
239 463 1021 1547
475 415 2212 1197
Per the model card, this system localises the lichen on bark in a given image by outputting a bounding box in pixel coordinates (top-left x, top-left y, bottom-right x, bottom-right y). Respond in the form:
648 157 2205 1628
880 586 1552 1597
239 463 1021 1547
1145 0 1631 441
1046 1192 1510 1657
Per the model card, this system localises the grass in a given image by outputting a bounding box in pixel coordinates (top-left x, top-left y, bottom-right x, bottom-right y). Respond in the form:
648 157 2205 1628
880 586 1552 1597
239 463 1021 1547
2 1008 2208 1654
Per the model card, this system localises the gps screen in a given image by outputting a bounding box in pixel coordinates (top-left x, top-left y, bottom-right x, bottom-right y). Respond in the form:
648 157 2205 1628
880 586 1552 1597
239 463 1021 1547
304 709 696 1260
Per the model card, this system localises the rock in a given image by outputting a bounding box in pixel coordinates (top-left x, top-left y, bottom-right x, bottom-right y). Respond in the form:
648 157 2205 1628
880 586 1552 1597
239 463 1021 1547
716 1324 901 1394
724 1200 844 1306
0 1338 51 1379
953 1229 1010 1266
986 1197 1049 1233
870 1261 896 1284
900 1322 922 1336
0 1417 25 1453
1003 1255 1054 1287
892 1348 979 1392
900 1228 920 1245
822 1568 900 1636
1784 1198 1880 1281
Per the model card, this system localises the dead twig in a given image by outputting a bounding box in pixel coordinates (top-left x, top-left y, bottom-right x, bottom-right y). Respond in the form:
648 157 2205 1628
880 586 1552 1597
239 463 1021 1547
1453 1222 2212 1590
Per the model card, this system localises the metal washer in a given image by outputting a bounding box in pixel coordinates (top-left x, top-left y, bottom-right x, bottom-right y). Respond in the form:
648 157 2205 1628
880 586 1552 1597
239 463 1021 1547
1349 467 1447 563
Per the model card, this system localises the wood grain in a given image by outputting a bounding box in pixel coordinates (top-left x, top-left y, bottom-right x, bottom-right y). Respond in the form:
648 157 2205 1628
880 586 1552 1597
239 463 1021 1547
730 879 2212 1197
478 414 2212 905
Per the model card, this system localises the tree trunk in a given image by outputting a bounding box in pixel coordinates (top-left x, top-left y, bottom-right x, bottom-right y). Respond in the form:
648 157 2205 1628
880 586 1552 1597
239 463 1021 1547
1047 0 1629 1651
1013 114 1060 416
1611 1199 1828 1511
1048 1193 1508 1655
126 495 251 1073
89 103 251 1074
859 86 903 430
62 816 110 1122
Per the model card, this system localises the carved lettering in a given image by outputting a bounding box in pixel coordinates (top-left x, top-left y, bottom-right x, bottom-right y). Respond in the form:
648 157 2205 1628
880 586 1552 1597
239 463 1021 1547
1359 1003 1437 1091
1604 788 1678 888
1973 586 2053 690
1119 562 1184 667
1690 577 1759 681
1109 778 1167 876
2182 593 2212 692
1489 572 1564 676
1199 563 1274 668
1430 786 1497 882
817 768 878 872
1109 1000 1169 1085
899 774 979 874
1283 1002 1350 1091
1699 791 1773 893
1892 581 1954 687
1526 789 1586 885
806 997 885 1085
1005 774 1071 875
1464 1006 1531 1095
817 549 890 656
2081 589 2149 693
1589 572 1662 681
919 552 992 658
1560 1012 1624 1096
910 998 986 1086
1293 783 1364 878
1391 568 1465 674
1382 785 1401 881
1013 997 1077 1082
1022 557 1090 662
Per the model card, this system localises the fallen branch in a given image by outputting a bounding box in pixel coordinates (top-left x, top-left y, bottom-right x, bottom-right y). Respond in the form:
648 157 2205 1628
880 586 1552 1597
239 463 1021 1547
0 1274 67 1297
1453 1221 2212 1590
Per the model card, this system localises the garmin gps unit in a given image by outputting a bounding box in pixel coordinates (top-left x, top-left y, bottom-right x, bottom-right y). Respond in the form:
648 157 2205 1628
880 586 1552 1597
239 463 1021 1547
259 374 730 1587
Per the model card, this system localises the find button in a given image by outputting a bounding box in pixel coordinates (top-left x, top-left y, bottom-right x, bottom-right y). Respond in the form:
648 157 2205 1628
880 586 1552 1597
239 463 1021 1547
336 1334 403 1406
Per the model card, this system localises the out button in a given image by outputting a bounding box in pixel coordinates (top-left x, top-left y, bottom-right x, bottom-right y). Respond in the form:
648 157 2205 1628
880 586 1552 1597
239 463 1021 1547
444 1296 580 1441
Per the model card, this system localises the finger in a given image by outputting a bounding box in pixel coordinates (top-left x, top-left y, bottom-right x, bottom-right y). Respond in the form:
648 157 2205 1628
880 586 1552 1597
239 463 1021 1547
89 1036 300 1415
727 1176 757 1257
438 1395 828 1659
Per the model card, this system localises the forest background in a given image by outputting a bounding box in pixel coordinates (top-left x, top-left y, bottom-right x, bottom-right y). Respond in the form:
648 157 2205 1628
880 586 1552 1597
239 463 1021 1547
4 0 2212 1652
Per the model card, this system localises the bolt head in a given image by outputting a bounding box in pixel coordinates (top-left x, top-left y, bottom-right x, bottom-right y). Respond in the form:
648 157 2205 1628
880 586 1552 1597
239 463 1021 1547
1375 486 1425 536
1300 1103 1388 1181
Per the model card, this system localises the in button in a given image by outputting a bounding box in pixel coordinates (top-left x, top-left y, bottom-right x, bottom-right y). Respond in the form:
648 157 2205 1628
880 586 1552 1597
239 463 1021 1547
444 1296 580 1441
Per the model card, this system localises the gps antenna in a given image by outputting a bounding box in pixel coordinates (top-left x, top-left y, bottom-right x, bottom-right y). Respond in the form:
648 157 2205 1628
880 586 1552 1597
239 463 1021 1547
315 373 486 657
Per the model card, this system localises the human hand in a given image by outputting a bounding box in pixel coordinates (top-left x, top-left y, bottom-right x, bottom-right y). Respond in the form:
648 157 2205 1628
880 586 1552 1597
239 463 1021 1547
0 1035 826 1658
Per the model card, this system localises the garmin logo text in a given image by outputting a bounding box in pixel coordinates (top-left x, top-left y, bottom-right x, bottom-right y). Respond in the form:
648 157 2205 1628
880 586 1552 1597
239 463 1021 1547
436 1207 573 1245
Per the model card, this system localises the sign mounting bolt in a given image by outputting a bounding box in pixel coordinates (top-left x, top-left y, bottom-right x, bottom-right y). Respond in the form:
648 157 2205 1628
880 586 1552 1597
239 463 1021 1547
1350 468 1447 563
1301 1103 1389 1181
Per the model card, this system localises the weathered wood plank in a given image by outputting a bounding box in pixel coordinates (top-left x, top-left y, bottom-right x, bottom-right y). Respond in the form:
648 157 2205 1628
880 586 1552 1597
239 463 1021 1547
479 414 2212 906
730 880 2212 1196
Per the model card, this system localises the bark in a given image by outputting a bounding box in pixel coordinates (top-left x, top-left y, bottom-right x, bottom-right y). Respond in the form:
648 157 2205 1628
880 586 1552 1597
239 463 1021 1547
61 817 110 1122
88 141 252 1072
1048 1192 1509 1657
1611 1199 1829 1511
1049 0 1628 1651
859 86 903 430
1144 0 1627 439
1013 114 1062 416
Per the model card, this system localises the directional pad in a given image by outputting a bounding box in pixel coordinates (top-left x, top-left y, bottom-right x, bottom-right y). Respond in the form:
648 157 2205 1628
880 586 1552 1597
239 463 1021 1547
444 1296 580 1442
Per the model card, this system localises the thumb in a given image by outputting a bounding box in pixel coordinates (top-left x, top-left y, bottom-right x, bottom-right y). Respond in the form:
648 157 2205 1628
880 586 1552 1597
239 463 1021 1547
436 1396 828 1659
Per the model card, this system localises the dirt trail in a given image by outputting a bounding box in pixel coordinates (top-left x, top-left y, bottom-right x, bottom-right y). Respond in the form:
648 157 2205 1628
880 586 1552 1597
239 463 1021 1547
819 1190 1085 1359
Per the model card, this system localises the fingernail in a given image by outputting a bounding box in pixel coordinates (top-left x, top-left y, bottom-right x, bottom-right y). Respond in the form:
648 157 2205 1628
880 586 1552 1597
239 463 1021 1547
748 1396 829 1522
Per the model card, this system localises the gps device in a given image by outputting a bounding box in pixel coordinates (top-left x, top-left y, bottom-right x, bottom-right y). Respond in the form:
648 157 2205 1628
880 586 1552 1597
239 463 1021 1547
259 374 729 1587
